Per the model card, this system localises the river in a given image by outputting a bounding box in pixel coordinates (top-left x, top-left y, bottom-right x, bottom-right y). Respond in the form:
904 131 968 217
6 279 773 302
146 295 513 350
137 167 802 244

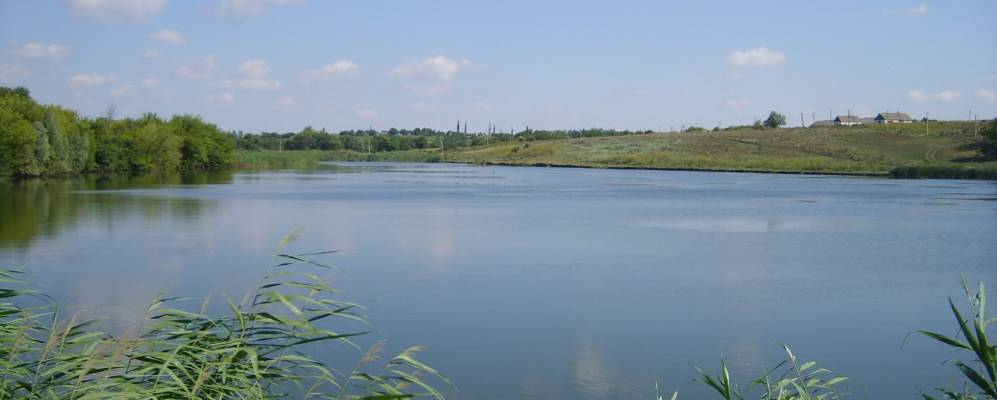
1 163 995 399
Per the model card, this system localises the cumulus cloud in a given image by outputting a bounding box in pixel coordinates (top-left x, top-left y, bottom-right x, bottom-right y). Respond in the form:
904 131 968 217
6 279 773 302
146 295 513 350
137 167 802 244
977 89 996 103
354 109 376 119
17 43 68 60
141 77 161 88
728 47 785 68
302 60 358 82
174 57 217 79
69 73 116 87
218 0 304 19
68 0 166 21
221 78 282 90
108 85 132 98
906 4 927 16
0 64 30 83
207 92 235 105
909 89 961 102
221 59 282 90
151 29 185 45
724 98 751 111
392 55 470 81
143 50 162 59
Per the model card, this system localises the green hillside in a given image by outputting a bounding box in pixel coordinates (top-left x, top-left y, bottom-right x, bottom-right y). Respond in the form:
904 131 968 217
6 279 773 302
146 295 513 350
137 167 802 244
448 122 997 178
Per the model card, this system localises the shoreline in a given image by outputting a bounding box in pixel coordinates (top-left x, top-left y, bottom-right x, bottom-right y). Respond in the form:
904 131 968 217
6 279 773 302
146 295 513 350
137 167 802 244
461 160 887 178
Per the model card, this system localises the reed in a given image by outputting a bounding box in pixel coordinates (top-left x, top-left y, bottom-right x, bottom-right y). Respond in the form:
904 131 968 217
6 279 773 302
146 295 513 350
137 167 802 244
0 235 448 399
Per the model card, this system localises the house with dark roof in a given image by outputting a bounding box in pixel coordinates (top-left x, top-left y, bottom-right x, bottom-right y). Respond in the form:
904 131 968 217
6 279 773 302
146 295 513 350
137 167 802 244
833 115 863 126
875 112 913 124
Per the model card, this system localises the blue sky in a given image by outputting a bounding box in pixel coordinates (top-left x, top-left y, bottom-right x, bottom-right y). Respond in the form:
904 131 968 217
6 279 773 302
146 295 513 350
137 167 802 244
1 0 995 132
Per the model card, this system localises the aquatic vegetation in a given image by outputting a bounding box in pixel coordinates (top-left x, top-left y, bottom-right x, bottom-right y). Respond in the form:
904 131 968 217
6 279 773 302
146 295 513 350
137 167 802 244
918 279 996 399
0 234 448 399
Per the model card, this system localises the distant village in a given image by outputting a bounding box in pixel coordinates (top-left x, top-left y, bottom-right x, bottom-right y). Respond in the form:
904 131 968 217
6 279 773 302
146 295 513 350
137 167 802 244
810 112 914 128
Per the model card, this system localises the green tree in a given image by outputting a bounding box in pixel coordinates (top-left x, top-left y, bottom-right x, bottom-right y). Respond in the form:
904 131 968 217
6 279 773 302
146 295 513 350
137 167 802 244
763 111 786 128
42 110 70 174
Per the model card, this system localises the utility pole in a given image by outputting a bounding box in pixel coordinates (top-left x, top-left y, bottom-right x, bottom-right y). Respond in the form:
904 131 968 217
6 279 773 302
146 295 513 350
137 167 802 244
800 112 805 128
463 121 467 134
925 112 929 135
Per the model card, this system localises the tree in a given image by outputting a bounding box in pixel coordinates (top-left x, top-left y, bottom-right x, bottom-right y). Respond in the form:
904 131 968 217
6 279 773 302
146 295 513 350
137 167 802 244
763 111 786 128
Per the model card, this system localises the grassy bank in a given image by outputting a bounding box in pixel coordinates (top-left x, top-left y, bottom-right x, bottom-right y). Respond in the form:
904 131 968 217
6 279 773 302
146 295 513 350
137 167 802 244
234 149 442 169
448 124 997 179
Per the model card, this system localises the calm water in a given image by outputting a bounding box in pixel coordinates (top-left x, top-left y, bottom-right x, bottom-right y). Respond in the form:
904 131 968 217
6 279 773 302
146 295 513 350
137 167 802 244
1 163 995 399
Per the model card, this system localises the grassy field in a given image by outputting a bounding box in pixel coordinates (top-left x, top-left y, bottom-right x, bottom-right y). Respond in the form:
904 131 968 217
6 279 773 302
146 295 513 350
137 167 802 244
234 148 442 169
449 122 997 178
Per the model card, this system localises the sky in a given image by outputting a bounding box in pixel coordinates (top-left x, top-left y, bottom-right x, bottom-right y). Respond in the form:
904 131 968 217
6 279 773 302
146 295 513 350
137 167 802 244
1 0 996 133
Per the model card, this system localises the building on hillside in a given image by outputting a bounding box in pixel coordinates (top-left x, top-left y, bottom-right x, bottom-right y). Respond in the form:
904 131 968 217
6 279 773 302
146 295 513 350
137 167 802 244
833 115 863 126
875 112 913 124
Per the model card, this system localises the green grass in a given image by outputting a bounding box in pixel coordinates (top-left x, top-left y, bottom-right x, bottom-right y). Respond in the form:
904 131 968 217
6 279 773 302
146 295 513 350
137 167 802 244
448 123 997 179
234 149 442 170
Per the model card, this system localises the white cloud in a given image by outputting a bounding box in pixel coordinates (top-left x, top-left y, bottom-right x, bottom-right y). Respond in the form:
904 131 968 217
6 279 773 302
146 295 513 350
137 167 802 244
151 29 185 45
222 59 281 89
909 89 961 102
728 47 786 68
218 0 304 19
354 109 376 119
724 98 751 111
143 50 162 59
0 63 30 83
277 96 295 107
68 0 166 21
108 85 132 98
141 77 161 88
236 59 271 78
906 4 927 16
68 73 116 87
977 89 996 103
938 90 960 102
174 57 217 79
303 60 359 82
392 55 470 81
220 78 282 90
17 43 68 60
908 89 929 102
207 92 235 105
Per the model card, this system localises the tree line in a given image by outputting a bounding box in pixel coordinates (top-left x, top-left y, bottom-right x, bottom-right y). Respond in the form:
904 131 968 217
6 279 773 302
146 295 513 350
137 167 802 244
0 87 234 177
234 127 657 152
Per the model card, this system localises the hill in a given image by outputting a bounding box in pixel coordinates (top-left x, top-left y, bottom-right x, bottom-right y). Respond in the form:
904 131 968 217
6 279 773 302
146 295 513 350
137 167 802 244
448 122 997 178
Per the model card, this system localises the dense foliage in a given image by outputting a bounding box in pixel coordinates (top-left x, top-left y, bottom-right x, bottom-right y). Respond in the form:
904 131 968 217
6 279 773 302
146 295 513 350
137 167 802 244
0 87 233 177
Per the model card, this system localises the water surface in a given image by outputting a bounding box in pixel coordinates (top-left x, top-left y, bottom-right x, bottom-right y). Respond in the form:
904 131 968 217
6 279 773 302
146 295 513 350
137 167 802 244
1 163 995 399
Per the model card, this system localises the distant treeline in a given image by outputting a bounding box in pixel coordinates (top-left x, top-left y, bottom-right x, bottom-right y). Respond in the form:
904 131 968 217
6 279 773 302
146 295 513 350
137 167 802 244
234 127 656 152
0 87 234 177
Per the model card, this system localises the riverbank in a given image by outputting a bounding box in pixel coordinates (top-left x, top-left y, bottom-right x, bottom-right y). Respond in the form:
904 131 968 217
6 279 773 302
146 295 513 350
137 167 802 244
234 148 442 169
447 125 997 179
234 124 997 179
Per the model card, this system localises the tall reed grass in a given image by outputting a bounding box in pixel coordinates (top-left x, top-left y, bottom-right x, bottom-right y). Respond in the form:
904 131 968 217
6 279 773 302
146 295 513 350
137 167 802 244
0 233 449 399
